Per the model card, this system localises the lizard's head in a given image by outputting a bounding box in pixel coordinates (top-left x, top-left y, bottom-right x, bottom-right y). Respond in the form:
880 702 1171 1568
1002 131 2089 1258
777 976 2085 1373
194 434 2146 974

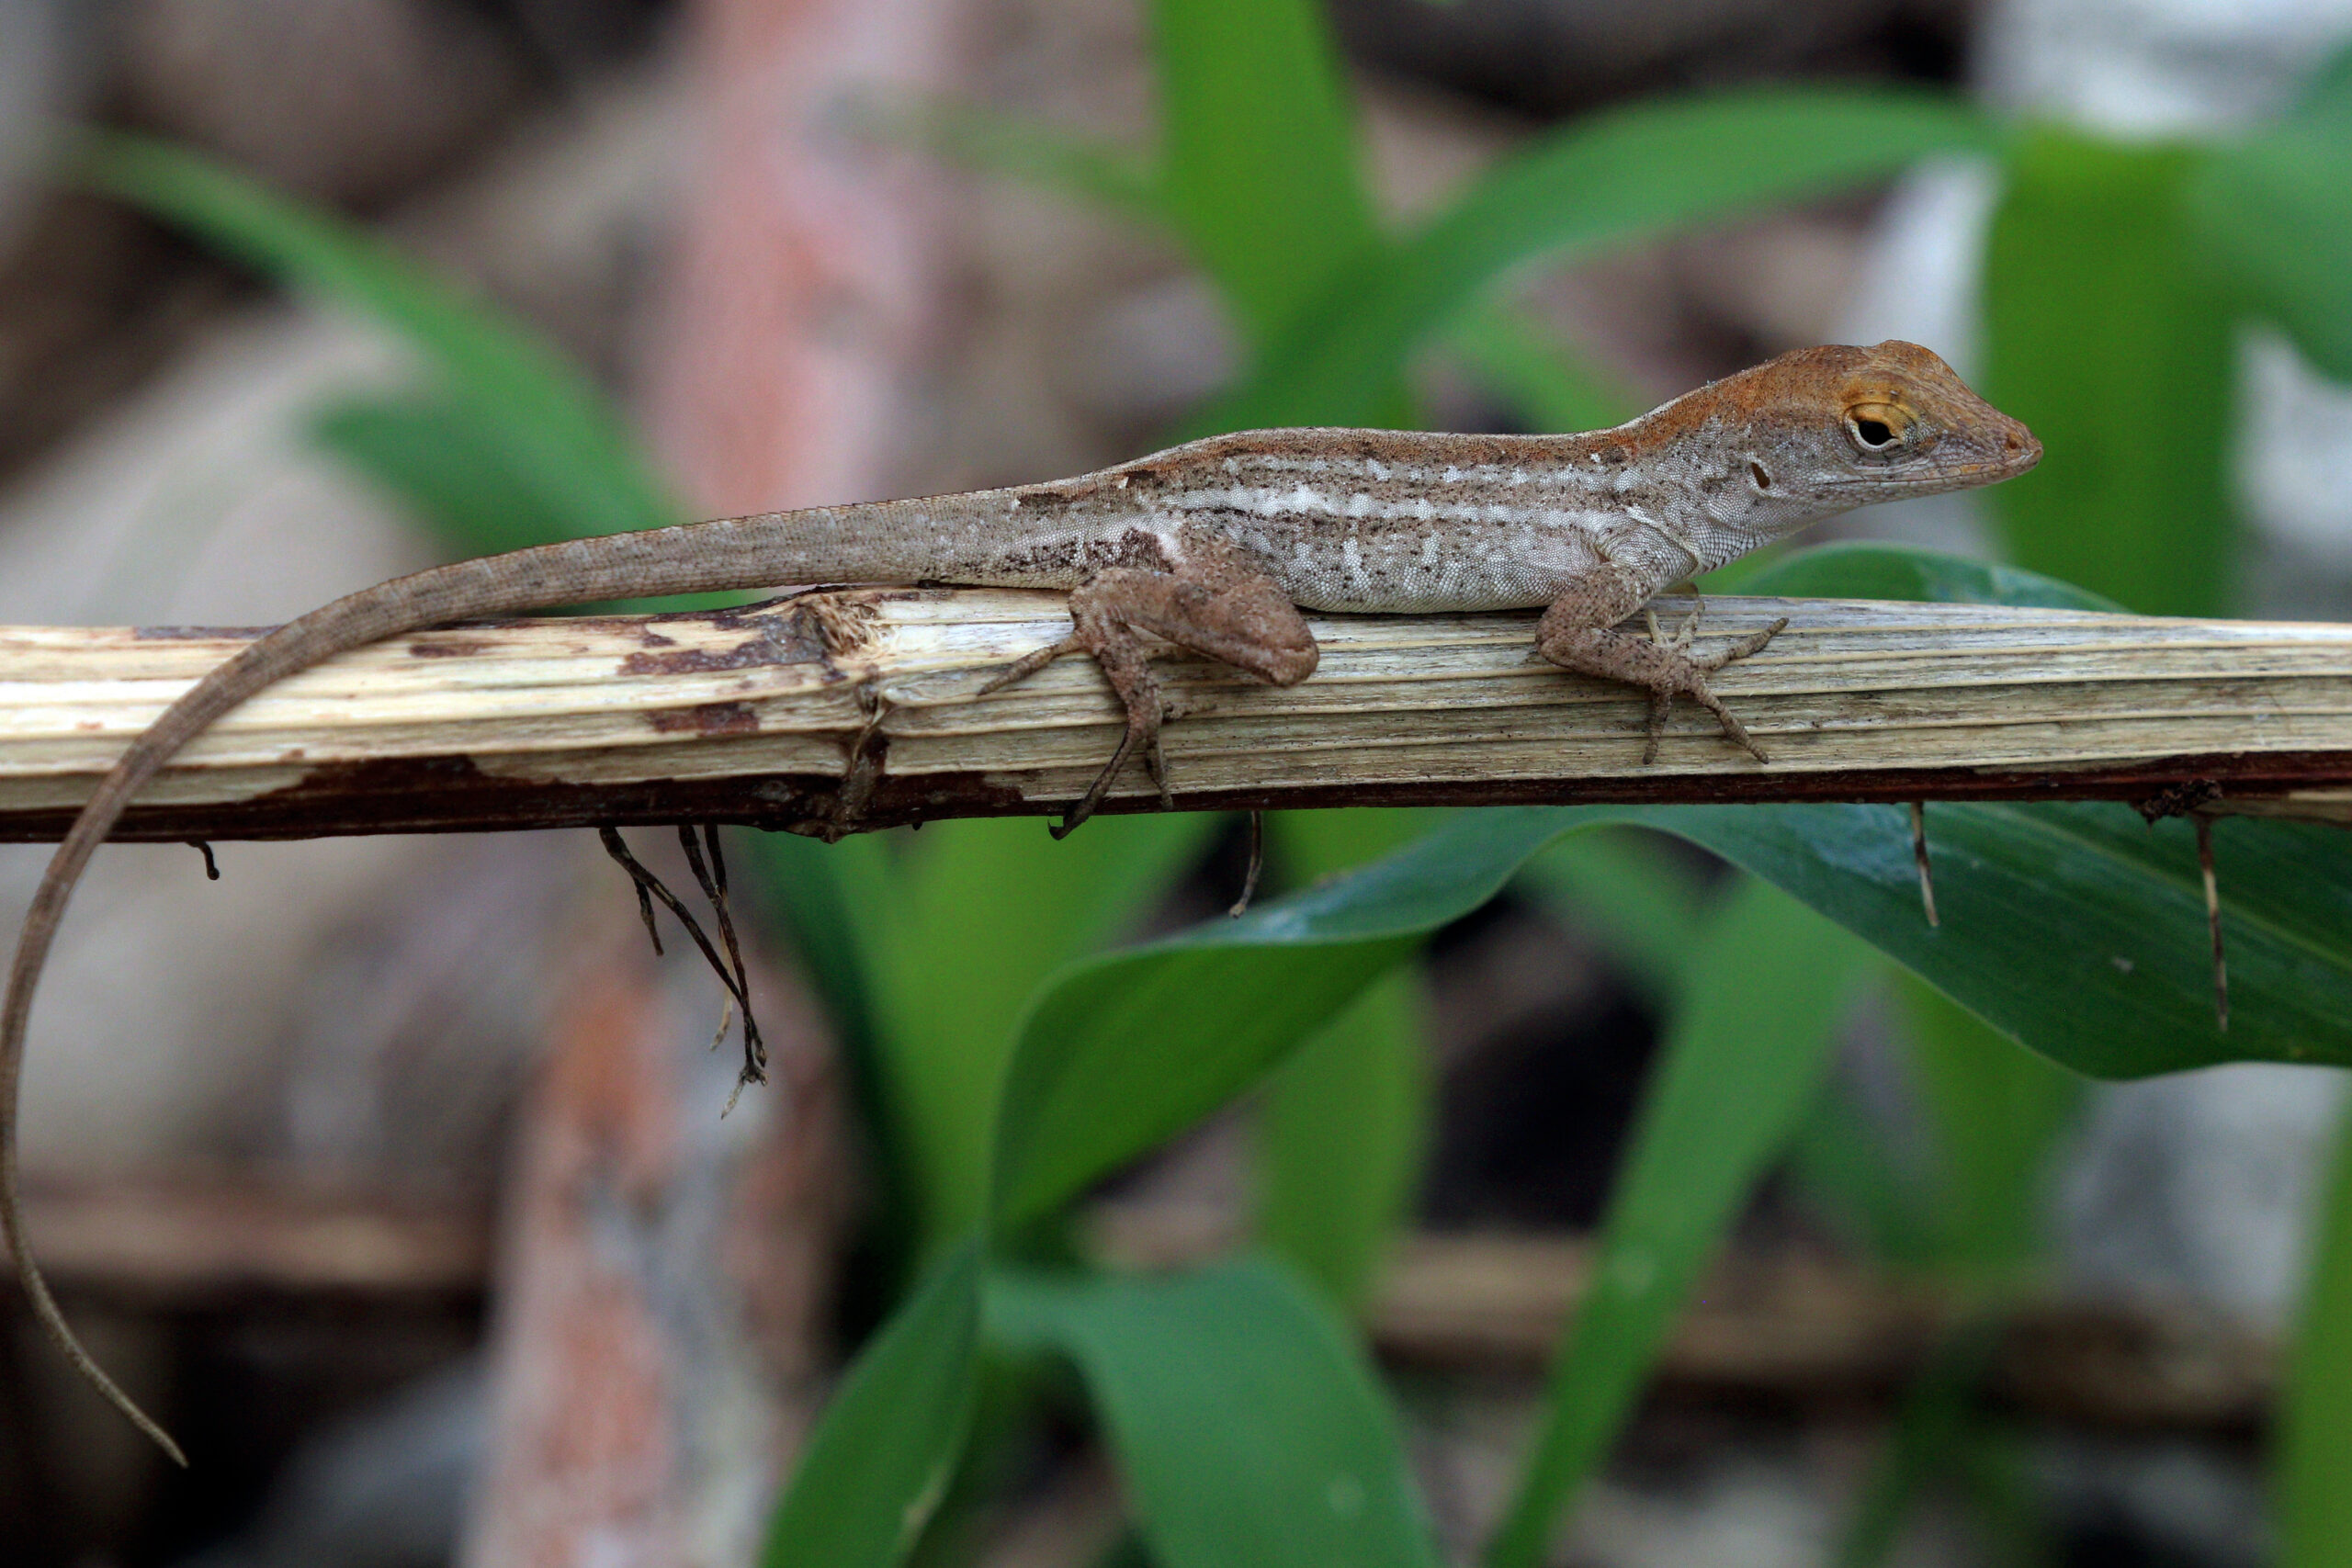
1655 340 2041 533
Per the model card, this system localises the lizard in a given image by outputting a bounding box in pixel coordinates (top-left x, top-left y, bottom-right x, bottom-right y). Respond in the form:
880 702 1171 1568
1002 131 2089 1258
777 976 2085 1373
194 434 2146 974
1 338 2038 1461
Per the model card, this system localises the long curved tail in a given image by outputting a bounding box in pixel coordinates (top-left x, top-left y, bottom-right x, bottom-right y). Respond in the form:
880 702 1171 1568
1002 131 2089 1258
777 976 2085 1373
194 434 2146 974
2 517 845 1461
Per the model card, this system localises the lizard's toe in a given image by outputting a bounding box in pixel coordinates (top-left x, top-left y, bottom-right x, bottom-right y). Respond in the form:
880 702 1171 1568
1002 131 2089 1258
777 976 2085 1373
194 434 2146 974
1694 615 1787 673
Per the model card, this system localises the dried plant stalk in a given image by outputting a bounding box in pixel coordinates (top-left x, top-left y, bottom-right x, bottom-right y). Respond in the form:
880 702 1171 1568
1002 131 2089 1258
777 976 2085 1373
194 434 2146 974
4 590 2352 840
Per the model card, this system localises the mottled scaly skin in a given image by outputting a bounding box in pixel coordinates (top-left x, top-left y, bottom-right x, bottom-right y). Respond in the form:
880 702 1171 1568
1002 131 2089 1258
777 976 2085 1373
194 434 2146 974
3 341 2038 1461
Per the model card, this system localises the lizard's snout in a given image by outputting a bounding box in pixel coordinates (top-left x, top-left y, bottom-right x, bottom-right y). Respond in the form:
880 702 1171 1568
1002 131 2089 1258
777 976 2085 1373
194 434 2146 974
2000 419 2043 474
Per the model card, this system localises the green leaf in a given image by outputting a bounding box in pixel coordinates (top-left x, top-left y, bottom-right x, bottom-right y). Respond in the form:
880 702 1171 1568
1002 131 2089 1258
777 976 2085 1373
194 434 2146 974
1204 88 1996 431
1900 974 2078 1283
2185 126 2352 383
1832 1318 2021 1568
1447 304 1639 434
1786 1082 1937 1269
1738 541 2125 612
312 394 574 558
1257 810 1437 1309
76 130 673 550
1984 126 2237 615
991 791 2352 1243
2283 1105 2352 1568
2182 41 2352 383
1485 879 1875 1566
1147 0 1381 340
989 1258 1440 1568
317 393 557 543
763 1240 983 1568
989 807 1559 1234
1255 979 1426 1310
874 815 1218 1250
1654 800 2352 1079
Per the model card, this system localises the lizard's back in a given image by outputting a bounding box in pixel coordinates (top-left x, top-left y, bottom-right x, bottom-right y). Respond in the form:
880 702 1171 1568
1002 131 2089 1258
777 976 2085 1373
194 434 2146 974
940 426 1647 615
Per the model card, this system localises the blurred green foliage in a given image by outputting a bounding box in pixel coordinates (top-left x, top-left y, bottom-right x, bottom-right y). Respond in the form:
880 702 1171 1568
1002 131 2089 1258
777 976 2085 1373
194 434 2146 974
78 9 2352 1566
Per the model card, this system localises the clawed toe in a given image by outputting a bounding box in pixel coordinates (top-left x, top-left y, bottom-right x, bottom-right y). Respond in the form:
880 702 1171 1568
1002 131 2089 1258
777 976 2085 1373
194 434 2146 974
1693 615 1787 673
980 636 1080 696
1638 675 1770 764
1699 694 1770 761
1054 701 1165 838
1641 690 1672 765
1623 613 1786 765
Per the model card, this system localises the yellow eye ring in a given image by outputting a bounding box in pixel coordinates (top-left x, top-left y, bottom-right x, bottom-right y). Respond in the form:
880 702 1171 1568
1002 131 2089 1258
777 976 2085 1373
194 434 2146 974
1846 401 1911 452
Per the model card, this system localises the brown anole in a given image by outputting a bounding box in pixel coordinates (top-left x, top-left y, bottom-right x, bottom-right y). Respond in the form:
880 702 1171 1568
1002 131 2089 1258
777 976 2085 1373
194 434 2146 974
2 339 2038 1459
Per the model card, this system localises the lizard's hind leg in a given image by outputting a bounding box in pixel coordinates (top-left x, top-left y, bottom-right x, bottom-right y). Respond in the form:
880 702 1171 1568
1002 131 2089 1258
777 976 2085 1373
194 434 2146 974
983 562 1318 836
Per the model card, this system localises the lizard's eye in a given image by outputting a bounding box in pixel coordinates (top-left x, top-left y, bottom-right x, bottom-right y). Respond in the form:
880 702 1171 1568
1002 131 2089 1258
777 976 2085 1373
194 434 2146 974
1845 401 1912 454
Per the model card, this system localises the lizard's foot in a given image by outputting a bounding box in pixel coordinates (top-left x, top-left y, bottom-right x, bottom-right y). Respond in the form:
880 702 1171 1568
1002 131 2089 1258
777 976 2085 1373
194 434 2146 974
1540 609 1788 764
983 559 1318 836
982 596 1169 838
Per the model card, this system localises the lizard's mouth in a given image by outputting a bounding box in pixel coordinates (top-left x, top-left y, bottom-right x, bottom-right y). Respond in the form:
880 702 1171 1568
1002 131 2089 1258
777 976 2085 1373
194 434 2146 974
1830 434 2043 491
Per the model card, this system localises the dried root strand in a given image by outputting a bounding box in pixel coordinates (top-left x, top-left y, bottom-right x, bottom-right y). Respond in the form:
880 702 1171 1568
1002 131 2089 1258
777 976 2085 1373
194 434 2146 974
596 826 768 1096
2196 815 2228 1033
604 826 666 956
679 824 767 1089
1229 810 1264 919
1910 800 1939 929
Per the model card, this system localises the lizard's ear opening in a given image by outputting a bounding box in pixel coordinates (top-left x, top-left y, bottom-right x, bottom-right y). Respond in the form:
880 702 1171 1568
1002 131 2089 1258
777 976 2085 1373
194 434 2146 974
1844 400 1914 453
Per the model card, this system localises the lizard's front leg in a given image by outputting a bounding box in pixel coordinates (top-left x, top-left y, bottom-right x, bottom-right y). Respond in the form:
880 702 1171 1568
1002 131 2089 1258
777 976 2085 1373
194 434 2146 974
982 557 1318 835
1537 563 1788 764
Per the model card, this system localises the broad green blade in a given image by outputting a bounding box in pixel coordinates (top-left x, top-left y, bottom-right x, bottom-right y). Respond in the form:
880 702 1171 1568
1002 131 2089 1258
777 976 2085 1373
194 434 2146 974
989 1258 1440 1568
1484 880 1874 1566
1147 0 1381 340
1257 809 1437 1309
989 796 2352 1242
2284 1109 2352 1567
1984 127 2237 615
312 394 580 558
762 1240 982 1568
1663 799 2352 1079
1204 88 1996 431
2185 127 2352 383
1448 304 1639 435
2182 40 2352 383
1901 974 2078 1283
1254 979 1427 1310
1739 541 2125 611
313 395 730 608
989 809 1540 1233
872 814 1217 1252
